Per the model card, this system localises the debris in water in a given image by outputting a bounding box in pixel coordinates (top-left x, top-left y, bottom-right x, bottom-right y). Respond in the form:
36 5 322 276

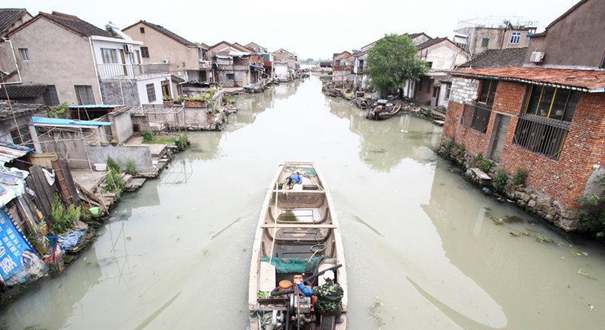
369 297 386 327
589 304 595 311
352 215 384 237
577 269 597 280
490 217 504 225
210 216 244 240
509 231 520 237
126 236 132 241
535 234 555 244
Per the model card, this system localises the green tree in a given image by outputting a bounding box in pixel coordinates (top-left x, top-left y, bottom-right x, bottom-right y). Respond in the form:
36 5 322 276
367 34 428 96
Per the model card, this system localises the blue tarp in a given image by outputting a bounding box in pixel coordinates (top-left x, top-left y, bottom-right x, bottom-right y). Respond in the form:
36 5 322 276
31 116 112 127
0 208 46 286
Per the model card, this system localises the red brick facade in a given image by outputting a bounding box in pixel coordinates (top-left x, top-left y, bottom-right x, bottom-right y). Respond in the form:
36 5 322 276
444 80 605 211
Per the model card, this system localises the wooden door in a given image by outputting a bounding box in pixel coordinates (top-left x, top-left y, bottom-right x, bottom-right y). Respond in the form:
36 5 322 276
489 114 511 162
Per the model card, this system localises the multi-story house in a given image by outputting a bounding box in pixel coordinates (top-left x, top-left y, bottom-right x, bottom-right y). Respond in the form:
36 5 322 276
207 41 262 87
331 51 354 87
122 20 211 82
0 11 178 106
442 0 605 230
453 19 536 58
272 48 299 82
402 37 470 108
0 8 32 38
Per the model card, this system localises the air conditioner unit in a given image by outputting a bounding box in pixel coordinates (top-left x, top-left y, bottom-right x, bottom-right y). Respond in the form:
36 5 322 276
530 51 545 63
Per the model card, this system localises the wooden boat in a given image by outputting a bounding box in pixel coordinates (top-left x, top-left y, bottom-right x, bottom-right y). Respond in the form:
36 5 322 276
249 162 348 330
366 101 402 120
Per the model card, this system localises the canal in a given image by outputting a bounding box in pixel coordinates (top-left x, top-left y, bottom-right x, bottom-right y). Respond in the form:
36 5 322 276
2 76 605 329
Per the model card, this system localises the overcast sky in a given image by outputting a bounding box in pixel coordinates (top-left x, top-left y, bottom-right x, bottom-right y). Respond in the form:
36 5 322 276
6 0 579 59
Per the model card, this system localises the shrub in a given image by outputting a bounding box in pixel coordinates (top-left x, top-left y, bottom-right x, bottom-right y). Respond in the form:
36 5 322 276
493 169 509 193
106 157 121 172
50 195 74 233
48 103 68 118
65 204 81 223
104 168 124 193
512 168 528 186
125 160 137 176
473 154 494 173
579 175 605 236
142 130 153 143
174 134 189 151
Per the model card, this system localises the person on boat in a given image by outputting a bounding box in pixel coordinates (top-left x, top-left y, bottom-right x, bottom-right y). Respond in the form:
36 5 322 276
286 171 303 189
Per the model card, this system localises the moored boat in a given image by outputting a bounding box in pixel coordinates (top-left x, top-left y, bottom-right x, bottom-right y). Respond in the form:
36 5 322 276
248 162 348 330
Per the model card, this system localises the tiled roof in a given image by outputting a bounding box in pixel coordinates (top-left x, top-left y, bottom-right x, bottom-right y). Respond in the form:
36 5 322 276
0 8 28 35
128 20 196 47
458 48 528 68
40 11 112 37
453 67 605 92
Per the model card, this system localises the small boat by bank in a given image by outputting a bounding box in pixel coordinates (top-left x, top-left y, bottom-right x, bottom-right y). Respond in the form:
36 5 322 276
366 100 402 120
248 162 348 330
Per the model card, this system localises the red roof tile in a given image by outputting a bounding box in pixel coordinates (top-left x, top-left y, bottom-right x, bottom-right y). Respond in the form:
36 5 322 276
453 67 605 92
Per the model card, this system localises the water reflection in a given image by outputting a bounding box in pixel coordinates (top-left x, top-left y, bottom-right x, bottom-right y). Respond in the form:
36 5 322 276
328 98 441 171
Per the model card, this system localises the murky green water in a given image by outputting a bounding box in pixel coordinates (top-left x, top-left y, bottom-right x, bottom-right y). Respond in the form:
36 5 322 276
2 77 605 330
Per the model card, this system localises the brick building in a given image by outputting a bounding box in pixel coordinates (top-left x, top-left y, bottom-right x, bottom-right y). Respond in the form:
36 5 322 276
442 0 605 230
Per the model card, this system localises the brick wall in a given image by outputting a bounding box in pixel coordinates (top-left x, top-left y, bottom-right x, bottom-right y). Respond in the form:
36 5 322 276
444 77 605 229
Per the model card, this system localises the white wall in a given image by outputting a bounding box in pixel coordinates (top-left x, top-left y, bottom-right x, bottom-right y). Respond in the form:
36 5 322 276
421 43 469 72
274 63 289 80
136 76 169 105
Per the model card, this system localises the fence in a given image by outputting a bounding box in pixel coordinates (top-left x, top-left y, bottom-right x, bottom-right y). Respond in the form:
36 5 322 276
461 102 492 133
96 63 171 80
513 114 570 159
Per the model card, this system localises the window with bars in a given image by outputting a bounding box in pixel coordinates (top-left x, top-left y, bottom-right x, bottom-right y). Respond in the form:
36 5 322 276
18 48 30 61
10 125 32 146
146 83 156 103
481 38 489 47
141 47 150 58
510 32 521 44
513 85 581 159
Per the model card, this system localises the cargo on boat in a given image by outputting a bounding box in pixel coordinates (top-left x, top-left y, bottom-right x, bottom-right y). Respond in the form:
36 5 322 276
248 162 347 330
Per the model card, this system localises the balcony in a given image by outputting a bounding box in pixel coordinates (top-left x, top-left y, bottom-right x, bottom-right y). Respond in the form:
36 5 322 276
461 102 492 133
199 60 211 69
97 63 170 80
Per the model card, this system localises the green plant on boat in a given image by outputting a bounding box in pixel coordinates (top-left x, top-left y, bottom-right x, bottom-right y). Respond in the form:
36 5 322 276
50 195 76 233
174 134 189 151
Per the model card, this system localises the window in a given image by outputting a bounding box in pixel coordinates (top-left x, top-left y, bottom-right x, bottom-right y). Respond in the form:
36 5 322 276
140 27 145 34
226 73 235 80
477 79 498 106
10 125 32 146
135 50 142 64
510 32 521 44
141 47 149 58
74 85 95 105
481 38 489 47
18 48 30 61
146 83 156 103
444 83 451 99
525 85 579 122
461 102 492 133
101 48 119 64
513 85 581 159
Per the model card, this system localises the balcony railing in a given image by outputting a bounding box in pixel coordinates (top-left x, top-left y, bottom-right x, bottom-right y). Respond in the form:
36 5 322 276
97 63 171 80
199 60 211 69
461 102 492 133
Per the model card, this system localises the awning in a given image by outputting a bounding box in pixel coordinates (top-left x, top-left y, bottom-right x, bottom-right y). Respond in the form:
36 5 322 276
31 116 112 128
